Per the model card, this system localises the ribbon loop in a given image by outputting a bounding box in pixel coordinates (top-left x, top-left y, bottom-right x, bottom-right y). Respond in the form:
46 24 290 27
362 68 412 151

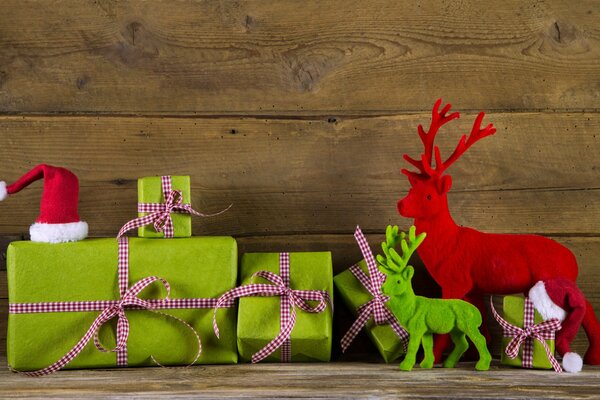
340 226 409 353
118 175 231 238
213 252 332 363
490 297 562 373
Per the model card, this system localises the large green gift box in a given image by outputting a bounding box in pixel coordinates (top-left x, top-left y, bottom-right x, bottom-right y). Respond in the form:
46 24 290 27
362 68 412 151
334 260 405 362
7 237 238 371
500 295 556 369
237 252 333 362
138 175 192 238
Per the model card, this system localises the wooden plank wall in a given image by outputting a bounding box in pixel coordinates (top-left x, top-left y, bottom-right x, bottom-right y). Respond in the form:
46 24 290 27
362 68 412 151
0 0 599 358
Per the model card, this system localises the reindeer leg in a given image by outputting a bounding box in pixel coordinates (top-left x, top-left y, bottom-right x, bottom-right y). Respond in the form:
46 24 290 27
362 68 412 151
435 286 470 362
400 331 423 372
443 330 468 368
465 293 490 341
420 333 435 369
465 327 492 371
461 293 490 361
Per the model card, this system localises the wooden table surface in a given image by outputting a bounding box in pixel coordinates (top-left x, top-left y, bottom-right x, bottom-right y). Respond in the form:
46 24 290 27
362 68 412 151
1 357 599 399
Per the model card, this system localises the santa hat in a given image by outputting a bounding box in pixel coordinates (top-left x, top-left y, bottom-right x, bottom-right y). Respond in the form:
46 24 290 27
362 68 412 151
529 278 586 373
0 164 88 243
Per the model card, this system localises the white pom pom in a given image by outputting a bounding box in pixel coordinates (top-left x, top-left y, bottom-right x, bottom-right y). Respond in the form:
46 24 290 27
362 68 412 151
0 181 7 201
563 352 583 373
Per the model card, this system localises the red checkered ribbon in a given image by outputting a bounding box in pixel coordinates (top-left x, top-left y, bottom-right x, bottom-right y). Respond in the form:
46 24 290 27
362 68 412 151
8 237 234 376
118 175 230 238
213 252 332 363
340 226 409 353
490 297 562 373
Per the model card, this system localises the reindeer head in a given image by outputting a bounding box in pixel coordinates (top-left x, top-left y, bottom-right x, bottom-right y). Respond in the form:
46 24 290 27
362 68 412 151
398 99 496 219
377 225 426 296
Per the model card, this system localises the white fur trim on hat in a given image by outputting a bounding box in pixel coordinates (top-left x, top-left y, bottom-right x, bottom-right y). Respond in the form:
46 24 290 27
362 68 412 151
0 181 7 201
30 221 88 243
528 281 567 321
562 352 583 373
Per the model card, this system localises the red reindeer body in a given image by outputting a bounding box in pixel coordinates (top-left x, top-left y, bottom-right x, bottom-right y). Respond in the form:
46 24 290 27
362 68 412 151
398 99 600 364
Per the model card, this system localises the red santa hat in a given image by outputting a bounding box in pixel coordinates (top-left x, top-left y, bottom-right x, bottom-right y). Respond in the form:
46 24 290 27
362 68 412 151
529 278 586 373
0 164 88 243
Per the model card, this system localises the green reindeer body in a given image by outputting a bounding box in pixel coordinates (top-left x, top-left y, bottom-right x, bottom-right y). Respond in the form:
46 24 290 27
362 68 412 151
378 226 491 371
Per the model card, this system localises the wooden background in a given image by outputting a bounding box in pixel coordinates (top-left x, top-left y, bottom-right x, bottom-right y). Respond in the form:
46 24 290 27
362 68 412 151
0 0 599 362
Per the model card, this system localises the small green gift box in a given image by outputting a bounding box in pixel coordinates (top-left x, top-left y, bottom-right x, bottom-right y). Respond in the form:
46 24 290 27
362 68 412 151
334 259 406 362
236 252 333 362
7 237 238 372
500 295 556 369
138 175 192 238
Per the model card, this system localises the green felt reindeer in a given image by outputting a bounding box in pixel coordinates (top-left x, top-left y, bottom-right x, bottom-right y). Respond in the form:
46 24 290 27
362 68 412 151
377 225 491 371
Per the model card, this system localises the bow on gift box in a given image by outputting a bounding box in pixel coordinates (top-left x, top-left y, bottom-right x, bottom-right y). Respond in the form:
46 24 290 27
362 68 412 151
490 297 563 373
213 252 332 363
118 175 230 238
9 237 234 376
340 226 409 353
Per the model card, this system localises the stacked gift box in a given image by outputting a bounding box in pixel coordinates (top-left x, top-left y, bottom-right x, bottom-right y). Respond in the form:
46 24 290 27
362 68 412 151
5 167 334 373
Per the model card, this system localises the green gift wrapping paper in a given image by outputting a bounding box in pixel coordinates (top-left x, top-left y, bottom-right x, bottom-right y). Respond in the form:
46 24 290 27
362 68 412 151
500 295 556 369
237 252 333 362
7 237 238 371
334 260 405 362
138 175 192 238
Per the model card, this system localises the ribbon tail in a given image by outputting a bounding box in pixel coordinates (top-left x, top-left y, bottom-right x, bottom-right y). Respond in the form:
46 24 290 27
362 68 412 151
534 334 563 373
183 203 232 218
16 309 113 376
148 310 203 368
386 314 409 352
340 308 371 353
117 212 162 238
251 307 297 363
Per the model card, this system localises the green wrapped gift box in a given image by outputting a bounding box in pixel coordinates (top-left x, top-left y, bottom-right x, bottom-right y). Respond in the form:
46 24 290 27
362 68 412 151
7 237 238 371
334 259 405 362
237 252 333 362
138 175 192 238
500 295 556 369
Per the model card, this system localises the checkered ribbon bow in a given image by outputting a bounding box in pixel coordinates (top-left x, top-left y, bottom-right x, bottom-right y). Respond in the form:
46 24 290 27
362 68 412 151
490 297 562 373
340 226 409 353
8 237 236 376
213 253 332 363
118 175 230 238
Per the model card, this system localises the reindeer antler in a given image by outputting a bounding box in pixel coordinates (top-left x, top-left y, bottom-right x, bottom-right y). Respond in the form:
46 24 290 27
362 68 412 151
377 225 426 273
402 99 459 180
402 99 496 179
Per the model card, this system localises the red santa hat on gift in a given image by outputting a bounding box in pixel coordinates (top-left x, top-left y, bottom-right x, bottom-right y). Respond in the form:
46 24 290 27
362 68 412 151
529 278 586 373
0 164 88 243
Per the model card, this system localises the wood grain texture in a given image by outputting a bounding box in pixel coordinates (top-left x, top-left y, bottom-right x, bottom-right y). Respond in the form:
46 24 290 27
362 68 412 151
0 113 598 237
0 356 599 399
0 1 599 114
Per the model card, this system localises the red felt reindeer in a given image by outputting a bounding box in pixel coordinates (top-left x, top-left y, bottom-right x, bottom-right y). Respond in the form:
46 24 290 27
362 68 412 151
397 99 600 365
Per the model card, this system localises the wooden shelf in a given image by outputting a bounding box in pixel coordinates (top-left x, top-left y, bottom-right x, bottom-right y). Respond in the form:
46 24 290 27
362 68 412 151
1 358 599 399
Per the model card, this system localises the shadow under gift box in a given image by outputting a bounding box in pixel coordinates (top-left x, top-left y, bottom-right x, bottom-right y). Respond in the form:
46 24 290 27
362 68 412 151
237 252 333 362
7 237 238 371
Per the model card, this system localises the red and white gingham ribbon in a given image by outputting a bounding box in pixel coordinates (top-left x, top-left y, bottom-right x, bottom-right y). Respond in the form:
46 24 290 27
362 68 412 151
213 252 332 363
340 226 409 353
490 297 562 373
9 237 234 376
118 175 230 238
